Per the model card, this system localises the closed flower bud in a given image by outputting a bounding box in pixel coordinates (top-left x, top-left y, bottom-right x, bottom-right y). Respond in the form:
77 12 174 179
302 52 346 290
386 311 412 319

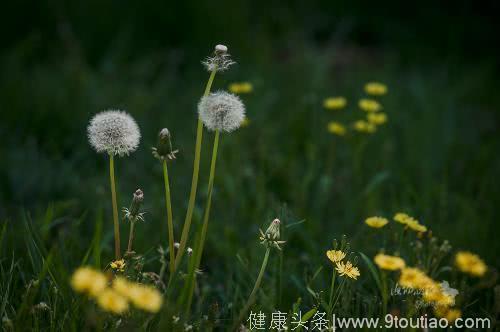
152 128 178 160
123 189 145 222
259 218 286 250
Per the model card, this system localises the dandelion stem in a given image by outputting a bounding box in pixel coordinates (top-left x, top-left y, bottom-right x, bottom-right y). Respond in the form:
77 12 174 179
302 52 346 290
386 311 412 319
163 160 175 274
328 268 336 309
127 220 136 253
174 68 217 271
109 154 121 259
234 248 271 329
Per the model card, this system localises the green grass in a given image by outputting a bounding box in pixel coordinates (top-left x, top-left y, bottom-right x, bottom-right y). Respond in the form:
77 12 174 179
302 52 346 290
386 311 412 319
0 41 499 330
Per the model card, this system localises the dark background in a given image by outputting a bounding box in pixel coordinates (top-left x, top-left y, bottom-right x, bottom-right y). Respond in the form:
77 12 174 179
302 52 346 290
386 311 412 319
1 0 500 269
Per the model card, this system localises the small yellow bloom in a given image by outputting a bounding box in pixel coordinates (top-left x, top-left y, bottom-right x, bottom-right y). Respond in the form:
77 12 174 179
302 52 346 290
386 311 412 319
228 82 253 94
393 212 410 224
96 289 129 315
326 250 346 263
406 219 427 233
323 97 347 110
364 82 388 96
110 259 126 272
353 120 376 134
71 267 107 297
128 284 163 313
335 261 360 280
367 112 387 125
358 99 382 112
327 121 346 136
374 254 405 271
241 117 250 127
398 268 433 290
112 277 134 298
365 217 389 228
455 251 487 277
434 307 461 323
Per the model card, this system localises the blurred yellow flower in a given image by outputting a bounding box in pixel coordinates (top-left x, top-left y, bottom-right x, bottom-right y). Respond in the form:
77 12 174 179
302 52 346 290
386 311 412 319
423 286 455 307
228 82 253 94
336 261 360 280
364 82 388 96
323 97 347 110
96 289 129 315
398 267 433 290
71 267 107 297
110 259 126 272
406 219 427 233
326 250 346 263
112 277 134 298
393 212 411 224
353 120 377 134
434 307 461 323
455 251 487 277
327 121 346 136
365 217 389 228
374 254 405 271
241 117 250 127
358 99 382 112
128 284 163 313
367 112 387 125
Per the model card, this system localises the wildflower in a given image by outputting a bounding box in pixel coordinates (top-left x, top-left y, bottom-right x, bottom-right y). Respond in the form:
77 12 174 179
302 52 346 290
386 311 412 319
434 307 461 322
374 254 405 271
123 189 145 223
423 285 455 307
110 259 126 272
367 112 387 125
96 289 129 315
128 284 163 313
87 110 141 157
152 128 179 161
455 251 487 277
326 250 346 263
202 44 235 72
259 218 286 250
364 82 388 96
327 121 346 136
393 212 411 224
406 219 427 233
71 267 107 297
323 97 347 110
353 120 376 133
198 91 246 132
335 261 360 280
112 277 134 298
365 217 389 228
358 99 382 112
229 82 253 94
398 267 433 290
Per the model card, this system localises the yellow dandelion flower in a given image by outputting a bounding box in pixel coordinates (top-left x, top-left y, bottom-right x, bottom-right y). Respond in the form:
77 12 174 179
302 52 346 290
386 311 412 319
241 117 250 127
229 82 253 94
398 268 433 290
364 82 388 96
358 99 382 112
110 259 126 272
353 120 368 132
374 254 406 271
365 217 389 228
455 251 487 277
96 289 129 315
405 219 427 233
327 121 346 136
335 261 360 280
112 277 134 298
128 284 163 313
367 112 387 125
393 212 411 224
71 267 107 297
323 97 347 110
326 250 346 263
434 307 461 323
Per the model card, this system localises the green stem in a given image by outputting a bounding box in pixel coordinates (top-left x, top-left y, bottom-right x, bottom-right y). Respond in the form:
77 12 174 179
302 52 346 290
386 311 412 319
174 68 217 271
163 160 175 274
109 154 121 259
185 130 220 310
328 268 337 309
233 248 271 329
127 220 136 253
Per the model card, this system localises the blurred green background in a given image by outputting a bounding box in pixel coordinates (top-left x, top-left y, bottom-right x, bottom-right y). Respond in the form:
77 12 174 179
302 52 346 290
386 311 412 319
1 0 499 283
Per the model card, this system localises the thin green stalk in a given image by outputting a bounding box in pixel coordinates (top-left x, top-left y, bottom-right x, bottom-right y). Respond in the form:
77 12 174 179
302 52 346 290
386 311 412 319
328 268 337 308
331 278 347 311
109 154 121 259
127 220 136 253
184 130 220 310
174 68 217 271
163 160 175 274
233 248 271 329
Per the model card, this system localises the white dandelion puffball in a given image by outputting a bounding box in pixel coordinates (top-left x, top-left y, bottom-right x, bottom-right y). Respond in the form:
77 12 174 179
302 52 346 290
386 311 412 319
88 110 141 156
198 91 245 132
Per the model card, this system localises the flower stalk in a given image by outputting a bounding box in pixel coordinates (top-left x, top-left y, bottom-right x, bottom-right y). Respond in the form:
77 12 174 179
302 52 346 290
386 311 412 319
109 154 121 259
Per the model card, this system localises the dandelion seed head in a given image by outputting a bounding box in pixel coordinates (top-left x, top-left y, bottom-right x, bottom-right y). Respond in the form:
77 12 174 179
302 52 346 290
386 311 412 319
88 110 141 156
198 91 245 132
202 44 235 72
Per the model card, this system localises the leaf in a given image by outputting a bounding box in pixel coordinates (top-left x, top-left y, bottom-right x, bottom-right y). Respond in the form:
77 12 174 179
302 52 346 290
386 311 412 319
359 252 383 296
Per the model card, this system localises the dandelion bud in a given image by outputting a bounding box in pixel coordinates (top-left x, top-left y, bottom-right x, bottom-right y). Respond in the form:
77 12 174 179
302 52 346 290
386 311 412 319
152 128 179 160
202 44 235 72
87 110 141 157
198 91 246 132
259 218 286 250
123 189 145 222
